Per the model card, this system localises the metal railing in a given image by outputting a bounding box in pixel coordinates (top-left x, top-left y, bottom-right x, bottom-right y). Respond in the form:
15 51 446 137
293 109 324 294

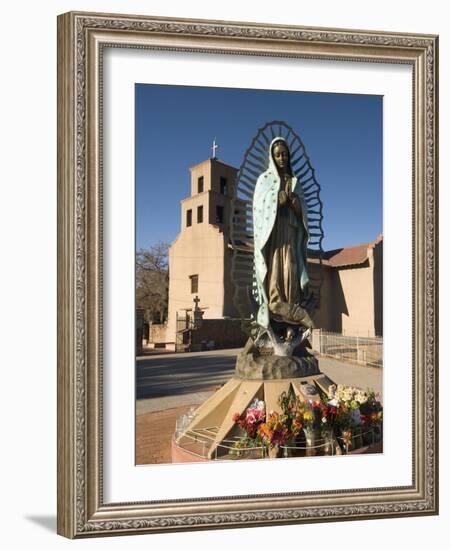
313 330 383 368
174 425 382 460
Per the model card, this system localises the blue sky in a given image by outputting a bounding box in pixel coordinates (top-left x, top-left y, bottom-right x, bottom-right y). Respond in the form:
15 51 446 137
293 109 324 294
136 84 382 252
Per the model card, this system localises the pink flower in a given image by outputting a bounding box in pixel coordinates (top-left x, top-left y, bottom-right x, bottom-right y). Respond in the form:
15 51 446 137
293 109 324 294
246 407 264 423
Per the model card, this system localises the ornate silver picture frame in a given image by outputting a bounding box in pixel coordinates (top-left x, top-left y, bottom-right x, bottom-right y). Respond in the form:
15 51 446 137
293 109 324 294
57 11 438 538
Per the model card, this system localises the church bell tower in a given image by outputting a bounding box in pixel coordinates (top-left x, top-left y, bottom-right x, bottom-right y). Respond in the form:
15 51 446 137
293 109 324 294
167 156 240 342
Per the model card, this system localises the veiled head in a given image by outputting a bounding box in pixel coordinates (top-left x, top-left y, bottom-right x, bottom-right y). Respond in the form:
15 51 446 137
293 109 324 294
270 137 291 174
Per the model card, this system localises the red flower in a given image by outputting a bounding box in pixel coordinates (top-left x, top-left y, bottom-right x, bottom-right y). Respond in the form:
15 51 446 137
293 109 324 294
271 429 286 447
232 412 241 423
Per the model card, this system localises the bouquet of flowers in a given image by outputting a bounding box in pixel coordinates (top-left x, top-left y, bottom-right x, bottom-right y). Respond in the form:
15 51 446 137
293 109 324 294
232 398 265 439
359 390 383 427
230 385 383 457
232 399 289 452
279 389 336 438
256 412 289 450
328 384 383 449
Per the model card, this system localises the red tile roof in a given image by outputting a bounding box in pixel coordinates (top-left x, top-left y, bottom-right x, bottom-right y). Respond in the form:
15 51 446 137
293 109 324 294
309 234 383 268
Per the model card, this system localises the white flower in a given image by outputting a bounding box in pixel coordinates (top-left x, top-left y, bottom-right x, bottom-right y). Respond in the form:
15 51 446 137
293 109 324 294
355 391 368 404
249 398 265 411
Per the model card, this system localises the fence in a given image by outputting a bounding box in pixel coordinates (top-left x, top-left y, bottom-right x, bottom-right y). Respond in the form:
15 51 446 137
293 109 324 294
312 330 383 368
175 313 192 352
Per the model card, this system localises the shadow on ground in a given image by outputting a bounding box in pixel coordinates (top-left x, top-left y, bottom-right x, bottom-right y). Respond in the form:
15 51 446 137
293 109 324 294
136 354 236 399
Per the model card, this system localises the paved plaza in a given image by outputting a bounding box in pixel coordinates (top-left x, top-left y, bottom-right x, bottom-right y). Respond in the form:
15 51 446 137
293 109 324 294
136 347 383 415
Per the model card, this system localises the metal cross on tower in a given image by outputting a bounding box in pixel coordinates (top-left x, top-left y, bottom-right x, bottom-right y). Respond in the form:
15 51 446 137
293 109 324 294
211 138 219 159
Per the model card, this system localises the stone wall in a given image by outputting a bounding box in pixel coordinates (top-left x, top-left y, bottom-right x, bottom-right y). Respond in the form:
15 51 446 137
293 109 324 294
311 256 380 337
373 239 383 337
337 260 375 337
190 319 247 350
167 224 226 341
149 323 169 344
310 262 343 332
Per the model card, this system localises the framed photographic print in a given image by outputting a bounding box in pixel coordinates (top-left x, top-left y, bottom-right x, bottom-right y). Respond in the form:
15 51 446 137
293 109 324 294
57 11 438 538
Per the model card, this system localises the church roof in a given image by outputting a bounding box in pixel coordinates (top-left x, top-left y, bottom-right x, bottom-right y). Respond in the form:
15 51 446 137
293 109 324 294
323 244 369 267
189 157 238 171
309 234 383 268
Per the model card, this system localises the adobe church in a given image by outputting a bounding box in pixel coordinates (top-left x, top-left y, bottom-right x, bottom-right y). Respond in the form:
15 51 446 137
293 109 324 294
165 156 244 350
153 155 382 351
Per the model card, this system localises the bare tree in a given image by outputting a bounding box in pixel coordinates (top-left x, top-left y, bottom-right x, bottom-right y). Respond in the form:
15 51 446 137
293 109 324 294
136 242 169 323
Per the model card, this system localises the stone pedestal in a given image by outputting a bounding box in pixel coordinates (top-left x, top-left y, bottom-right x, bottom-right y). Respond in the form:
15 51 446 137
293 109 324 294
173 351 341 461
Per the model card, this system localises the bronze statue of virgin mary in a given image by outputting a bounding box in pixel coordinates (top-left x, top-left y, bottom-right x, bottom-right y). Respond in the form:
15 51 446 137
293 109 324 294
253 136 314 336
